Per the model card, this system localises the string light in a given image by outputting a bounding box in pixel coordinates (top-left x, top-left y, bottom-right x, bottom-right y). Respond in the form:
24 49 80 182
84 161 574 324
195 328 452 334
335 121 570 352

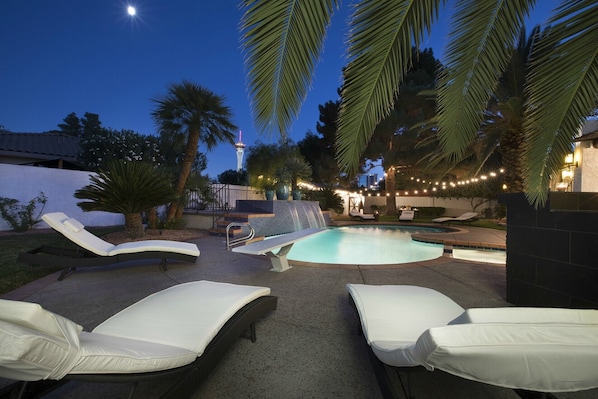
384 167 505 196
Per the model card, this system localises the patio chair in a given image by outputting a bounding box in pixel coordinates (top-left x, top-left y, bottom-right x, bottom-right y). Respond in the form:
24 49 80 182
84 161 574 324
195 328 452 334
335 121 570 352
346 284 598 399
17 212 200 280
0 280 277 399
432 212 478 224
398 210 415 222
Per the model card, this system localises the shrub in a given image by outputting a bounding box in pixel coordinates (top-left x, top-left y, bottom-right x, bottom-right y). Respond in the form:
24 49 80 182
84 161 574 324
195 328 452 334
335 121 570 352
0 192 47 232
303 187 344 214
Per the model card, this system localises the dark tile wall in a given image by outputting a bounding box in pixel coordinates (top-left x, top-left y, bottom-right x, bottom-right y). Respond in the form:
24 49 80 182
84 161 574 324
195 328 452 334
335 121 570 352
500 192 598 308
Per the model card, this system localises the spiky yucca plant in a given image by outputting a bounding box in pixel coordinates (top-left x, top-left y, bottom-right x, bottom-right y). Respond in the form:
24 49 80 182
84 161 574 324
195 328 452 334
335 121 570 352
75 161 176 239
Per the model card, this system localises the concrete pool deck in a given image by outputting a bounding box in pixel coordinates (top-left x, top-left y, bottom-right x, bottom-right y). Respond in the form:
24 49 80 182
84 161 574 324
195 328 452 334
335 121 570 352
2 227 596 399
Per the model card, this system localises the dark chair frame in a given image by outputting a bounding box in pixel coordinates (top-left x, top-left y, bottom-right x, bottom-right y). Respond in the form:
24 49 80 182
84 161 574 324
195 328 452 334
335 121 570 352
18 245 198 280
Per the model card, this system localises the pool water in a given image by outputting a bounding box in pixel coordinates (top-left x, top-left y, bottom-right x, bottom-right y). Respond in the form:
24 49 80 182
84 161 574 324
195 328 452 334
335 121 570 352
286 225 445 265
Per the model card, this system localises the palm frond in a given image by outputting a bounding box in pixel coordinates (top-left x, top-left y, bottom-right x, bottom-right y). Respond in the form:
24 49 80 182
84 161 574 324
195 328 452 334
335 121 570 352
336 0 442 176
436 0 534 158
241 0 338 137
523 0 598 206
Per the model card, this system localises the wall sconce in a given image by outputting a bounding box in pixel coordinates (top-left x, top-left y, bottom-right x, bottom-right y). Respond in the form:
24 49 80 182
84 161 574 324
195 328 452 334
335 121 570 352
562 169 574 181
564 153 578 168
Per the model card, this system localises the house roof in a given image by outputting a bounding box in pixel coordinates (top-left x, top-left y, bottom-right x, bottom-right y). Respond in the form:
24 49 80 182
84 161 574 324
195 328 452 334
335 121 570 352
0 132 81 163
575 130 598 142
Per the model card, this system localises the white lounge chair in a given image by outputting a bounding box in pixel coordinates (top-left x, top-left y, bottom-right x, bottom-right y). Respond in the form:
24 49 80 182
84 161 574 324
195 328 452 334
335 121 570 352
0 281 277 398
432 212 478 224
398 210 415 221
346 284 598 398
349 211 376 221
18 212 200 280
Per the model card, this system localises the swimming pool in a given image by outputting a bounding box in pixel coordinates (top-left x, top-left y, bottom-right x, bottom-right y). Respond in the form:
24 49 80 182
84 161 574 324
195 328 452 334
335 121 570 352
286 225 446 265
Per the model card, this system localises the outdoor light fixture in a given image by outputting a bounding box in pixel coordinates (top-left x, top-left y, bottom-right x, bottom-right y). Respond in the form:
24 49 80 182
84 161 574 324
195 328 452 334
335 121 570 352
562 169 574 181
564 153 578 168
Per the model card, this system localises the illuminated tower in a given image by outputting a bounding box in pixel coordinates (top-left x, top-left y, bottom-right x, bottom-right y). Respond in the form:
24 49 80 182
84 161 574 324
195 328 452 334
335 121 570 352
235 130 246 171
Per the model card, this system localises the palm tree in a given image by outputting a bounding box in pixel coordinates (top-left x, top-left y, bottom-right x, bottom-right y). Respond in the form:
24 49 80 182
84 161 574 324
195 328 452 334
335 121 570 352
241 0 598 206
152 81 237 221
417 25 543 193
74 161 176 239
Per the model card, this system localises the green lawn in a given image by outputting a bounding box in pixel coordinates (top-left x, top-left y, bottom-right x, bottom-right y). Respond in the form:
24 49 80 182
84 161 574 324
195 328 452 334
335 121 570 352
0 227 121 295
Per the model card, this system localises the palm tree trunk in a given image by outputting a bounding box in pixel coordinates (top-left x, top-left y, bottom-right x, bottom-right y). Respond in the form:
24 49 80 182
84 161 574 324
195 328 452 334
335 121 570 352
124 212 144 239
146 207 158 229
167 129 200 222
385 166 397 215
500 129 525 193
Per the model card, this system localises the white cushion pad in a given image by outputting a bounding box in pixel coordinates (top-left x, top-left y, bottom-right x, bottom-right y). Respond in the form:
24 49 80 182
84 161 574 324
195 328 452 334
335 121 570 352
417 323 598 392
450 307 598 325
346 284 464 367
109 240 199 257
0 300 83 381
71 332 197 375
93 281 270 355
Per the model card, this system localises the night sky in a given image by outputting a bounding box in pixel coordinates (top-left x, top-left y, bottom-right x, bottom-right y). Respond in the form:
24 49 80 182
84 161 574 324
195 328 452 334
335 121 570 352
0 1 555 178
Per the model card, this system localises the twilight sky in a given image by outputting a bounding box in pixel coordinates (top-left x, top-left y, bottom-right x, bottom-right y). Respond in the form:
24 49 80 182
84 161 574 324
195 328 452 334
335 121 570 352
0 1 555 179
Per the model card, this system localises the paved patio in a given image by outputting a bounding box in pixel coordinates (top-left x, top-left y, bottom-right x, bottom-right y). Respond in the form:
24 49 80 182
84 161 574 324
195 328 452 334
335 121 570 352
2 226 596 398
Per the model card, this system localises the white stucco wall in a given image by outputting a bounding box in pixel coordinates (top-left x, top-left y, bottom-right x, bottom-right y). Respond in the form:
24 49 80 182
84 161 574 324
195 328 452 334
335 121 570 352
0 164 123 231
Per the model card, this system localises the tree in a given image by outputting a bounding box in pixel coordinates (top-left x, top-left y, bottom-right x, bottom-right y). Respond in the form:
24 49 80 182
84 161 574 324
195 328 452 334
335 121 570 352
78 128 163 171
245 141 312 193
365 47 440 214
245 142 281 191
152 81 237 222
74 161 175 239
433 175 504 216
57 112 83 137
298 100 342 185
81 112 104 139
240 0 598 206
416 26 543 194
218 169 249 185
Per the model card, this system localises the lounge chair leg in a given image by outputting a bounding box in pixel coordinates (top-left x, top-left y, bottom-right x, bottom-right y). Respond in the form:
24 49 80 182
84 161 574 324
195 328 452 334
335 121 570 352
127 382 138 399
366 348 402 399
58 267 76 281
160 258 168 271
514 390 558 399
396 370 412 399
250 322 257 342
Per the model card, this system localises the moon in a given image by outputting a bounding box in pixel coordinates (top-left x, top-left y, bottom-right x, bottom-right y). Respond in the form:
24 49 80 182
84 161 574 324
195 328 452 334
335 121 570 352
127 5 136 16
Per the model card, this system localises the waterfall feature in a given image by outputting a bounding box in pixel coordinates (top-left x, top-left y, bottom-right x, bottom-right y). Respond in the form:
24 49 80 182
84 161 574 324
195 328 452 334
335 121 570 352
302 201 326 228
236 200 327 236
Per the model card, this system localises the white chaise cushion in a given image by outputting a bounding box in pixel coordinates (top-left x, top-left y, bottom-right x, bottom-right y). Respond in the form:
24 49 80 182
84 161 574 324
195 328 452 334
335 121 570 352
346 284 464 367
42 212 115 256
71 332 197 375
0 300 83 381
450 307 598 325
109 240 200 257
92 281 270 355
63 217 86 233
416 322 598 392
42 212 199 258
